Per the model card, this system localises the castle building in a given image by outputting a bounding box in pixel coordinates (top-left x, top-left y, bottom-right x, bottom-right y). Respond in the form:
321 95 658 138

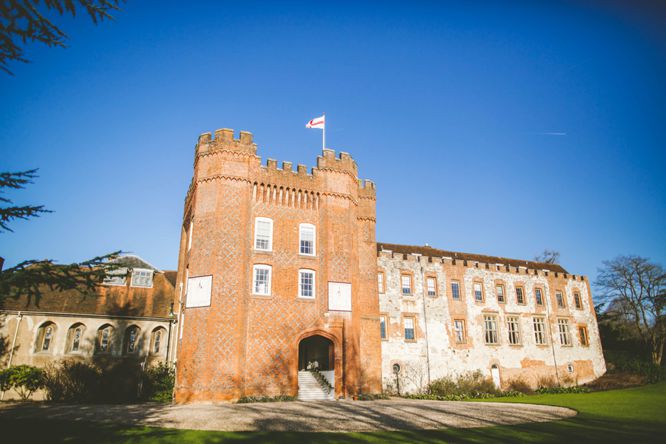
173 129 606 402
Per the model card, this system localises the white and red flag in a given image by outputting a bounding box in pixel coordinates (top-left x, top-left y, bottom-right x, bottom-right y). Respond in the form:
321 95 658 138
306 114 326 148
306 115 325 129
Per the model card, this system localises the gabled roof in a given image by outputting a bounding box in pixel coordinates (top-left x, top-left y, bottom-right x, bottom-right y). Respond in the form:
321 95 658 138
377 242 568 274
110 254 162 272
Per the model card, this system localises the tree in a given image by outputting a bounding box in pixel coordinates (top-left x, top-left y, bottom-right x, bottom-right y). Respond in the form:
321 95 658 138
534 249 560 264
0 0 122 74
595 256 665 365
0 169 50 232
0 169 120 307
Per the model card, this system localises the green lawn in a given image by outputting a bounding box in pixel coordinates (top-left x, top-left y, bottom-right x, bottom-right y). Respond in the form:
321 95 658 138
1 383 664 443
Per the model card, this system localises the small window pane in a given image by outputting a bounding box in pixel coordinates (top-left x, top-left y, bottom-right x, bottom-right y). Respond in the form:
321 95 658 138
255 218 273 251
496 285 505 303
404 318 415 340
299 224 315 255
454 320 466 343
427 278 436 296
516 287 524 304
556 291 565 308
299 270 315 298
535 288 543 305
574 292 582 309
380 316 387 339
474 283 483 302
253 266 271 295
401 275 412 295
451 282 460 300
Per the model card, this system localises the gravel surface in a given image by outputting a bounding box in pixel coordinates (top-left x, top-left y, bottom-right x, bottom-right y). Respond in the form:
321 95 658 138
0 399 576 432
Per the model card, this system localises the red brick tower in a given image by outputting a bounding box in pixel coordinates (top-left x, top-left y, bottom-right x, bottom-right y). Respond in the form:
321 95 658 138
174 129 381 402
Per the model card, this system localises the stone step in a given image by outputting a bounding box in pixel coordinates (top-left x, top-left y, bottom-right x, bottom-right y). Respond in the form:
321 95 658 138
297 371 334 401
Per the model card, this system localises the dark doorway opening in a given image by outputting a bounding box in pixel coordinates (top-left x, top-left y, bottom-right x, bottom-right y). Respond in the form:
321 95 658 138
298 335 334 371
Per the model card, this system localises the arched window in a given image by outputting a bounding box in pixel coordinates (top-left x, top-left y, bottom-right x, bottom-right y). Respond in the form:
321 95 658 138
151 327 167 354
36 321 57 353
67 323 86 353
124 325 141 354
96 324 114 353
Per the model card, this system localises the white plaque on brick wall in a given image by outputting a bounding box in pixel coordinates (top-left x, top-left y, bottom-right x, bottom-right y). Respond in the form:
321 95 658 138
328 282 352 312
186 275 212 308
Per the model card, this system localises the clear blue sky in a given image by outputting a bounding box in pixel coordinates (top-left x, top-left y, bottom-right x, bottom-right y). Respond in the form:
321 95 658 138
1 0 664 284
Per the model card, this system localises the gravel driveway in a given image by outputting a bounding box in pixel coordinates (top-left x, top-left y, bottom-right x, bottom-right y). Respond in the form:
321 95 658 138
0 399 576 432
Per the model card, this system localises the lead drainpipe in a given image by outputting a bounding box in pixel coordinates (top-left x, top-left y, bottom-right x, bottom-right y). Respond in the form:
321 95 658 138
1 311 23 401
420 264 432 388
545 290 561 385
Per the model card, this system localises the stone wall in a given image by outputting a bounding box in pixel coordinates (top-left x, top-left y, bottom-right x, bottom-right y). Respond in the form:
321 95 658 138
378 248 606 394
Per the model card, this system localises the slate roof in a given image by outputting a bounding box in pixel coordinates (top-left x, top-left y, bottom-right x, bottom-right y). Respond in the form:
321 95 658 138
377 242 568 274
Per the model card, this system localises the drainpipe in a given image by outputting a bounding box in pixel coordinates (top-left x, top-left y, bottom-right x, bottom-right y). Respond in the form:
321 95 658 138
1 311 22 401
545 289 561 385
419 264 432 388
6 311 22 368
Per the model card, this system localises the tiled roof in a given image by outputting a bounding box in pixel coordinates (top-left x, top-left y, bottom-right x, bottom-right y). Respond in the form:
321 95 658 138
377 242 568 273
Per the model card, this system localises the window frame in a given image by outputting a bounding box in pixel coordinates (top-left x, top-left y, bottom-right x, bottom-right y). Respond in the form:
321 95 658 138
298 269 316 299
558 318 572 346
515 286 526 305
37 322 56 353
403 316 416 342
96 324 114 353
535 287 544 306
400 273 413 296
556 291 566 309
252 264 272 296
130 268 154 288
254 217 274 252
496 283 505 304
573 291 583 310
379 314 388 340
578 325 589 346
483 314 499 345
378 271 386 294
473 281 484 303
67 323 85 354
124 325 141 354
533 316 548 345
426 276 437 297
298 223 316 256
451 280 461 300
454 319 466 344
507 315 522 345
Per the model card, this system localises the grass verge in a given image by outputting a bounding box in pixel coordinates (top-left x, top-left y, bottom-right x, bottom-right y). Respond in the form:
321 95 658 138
1 382 664 443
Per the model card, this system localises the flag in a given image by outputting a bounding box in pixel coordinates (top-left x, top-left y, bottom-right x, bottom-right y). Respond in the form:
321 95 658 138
306 115 325 129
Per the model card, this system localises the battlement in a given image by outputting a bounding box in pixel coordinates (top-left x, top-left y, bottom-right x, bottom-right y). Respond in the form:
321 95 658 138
316 148 358 176
196 128 257 156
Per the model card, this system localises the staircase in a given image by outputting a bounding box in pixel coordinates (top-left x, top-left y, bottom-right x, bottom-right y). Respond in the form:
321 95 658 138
298 371 335 401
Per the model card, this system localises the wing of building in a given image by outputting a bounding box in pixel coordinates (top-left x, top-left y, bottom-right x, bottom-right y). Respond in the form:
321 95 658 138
0 255 178 399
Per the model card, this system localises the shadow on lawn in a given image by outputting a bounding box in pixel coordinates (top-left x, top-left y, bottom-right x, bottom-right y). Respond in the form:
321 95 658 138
1 413 664 443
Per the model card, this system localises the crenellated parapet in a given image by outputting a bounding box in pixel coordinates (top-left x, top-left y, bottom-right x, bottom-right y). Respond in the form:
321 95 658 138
195 128 257 158
190 128 376 209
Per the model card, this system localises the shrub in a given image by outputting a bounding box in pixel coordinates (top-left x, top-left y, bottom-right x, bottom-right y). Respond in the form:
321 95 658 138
537 375 557 389
536 385 590 394
1 365 45 400
358 392 390 400
237 395 296 403
142 362 175 403
426 371 500 398
507 377 534 394
43 361 102 402
606 351 666 383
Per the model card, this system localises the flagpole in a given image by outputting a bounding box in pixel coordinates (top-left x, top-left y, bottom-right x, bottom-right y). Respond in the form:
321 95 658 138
322 112 326 149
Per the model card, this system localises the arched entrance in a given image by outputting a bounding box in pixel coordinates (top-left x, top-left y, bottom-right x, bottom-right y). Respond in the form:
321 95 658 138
298 335 334 371
297 334 336 400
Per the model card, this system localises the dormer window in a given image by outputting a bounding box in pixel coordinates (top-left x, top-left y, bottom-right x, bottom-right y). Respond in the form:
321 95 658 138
103 268 127 286
131 269 154 288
